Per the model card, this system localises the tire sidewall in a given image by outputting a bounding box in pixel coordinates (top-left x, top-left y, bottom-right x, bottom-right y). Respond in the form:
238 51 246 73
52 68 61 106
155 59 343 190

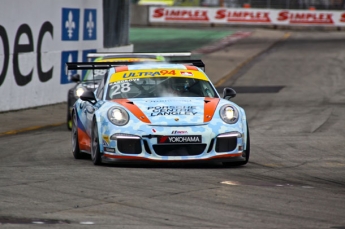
72 112 81 159
91 120 102 165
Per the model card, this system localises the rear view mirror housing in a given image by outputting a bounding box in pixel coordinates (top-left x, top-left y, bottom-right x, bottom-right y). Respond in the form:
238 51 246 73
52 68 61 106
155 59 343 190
80 90 96 104
71 74 80 82
223 88 236 100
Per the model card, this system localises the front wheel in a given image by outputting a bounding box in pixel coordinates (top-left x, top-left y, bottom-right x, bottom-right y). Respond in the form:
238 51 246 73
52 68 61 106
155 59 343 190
91 120 102 165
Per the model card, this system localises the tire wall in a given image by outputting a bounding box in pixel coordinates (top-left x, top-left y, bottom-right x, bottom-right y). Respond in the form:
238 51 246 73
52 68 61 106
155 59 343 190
0 0 133 112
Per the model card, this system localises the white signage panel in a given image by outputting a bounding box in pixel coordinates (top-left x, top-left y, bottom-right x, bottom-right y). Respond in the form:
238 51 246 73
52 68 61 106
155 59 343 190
0 0 132 112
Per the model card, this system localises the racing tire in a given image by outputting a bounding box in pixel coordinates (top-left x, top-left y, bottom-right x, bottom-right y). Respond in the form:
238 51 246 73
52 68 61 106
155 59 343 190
91 120 102 165
72 112 83 159
222 124 250 167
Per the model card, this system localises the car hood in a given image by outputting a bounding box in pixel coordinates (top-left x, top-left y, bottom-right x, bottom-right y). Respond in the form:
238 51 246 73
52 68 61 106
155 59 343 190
112 97 220 125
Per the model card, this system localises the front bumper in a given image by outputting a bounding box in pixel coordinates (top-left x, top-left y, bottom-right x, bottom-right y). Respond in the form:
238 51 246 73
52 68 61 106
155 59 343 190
100 131 246 163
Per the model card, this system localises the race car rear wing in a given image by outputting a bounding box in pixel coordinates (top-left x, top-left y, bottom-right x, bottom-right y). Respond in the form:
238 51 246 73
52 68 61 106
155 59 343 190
66 60 205 71
86 52 192 59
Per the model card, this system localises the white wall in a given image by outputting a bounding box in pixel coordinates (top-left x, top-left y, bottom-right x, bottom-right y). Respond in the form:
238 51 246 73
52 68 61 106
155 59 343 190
0 0 133 112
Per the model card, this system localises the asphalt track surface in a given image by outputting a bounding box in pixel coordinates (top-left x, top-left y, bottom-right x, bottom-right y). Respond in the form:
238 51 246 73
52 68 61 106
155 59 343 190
1 28 345 228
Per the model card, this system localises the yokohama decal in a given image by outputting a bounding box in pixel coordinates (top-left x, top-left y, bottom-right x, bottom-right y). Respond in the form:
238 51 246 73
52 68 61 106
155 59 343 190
277 11 334 25
158 135 201 144
153 8 209 21
215 9 271 23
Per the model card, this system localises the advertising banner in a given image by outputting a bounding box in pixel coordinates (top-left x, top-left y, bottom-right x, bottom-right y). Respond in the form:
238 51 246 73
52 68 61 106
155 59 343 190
150 7 345 27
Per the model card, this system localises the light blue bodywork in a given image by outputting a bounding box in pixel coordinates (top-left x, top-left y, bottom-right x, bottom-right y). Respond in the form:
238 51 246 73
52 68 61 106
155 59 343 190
74 63 248 163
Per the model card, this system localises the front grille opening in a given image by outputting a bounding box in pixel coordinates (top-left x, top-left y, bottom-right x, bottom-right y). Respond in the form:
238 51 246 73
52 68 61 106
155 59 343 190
117 139 142 154
215 137 237 153
207 138 215 153
153 144 206 156
143 139 152 154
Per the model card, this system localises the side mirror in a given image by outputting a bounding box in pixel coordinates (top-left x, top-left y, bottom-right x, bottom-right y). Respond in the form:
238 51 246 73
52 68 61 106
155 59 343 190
80 90 96 104
223 87 236 100
71 74 80 82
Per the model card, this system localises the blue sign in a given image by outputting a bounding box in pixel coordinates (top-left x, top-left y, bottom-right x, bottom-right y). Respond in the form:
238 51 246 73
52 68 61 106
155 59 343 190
62 8 80 41
82 49 97 78
61 51 78 84
83 9 97 40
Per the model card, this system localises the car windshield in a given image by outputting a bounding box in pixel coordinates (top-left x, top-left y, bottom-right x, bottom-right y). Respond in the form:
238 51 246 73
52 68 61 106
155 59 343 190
106 77 218 100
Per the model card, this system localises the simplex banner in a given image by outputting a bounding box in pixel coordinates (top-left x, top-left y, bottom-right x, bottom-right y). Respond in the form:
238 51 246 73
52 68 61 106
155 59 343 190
150 7 345 26
0 0 132 112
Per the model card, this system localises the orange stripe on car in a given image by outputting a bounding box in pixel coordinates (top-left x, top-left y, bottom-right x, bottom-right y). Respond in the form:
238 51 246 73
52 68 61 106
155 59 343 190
209 153 242 159
204 97 220 122
185 65 198 71
115 66 128 73
78 127 91 151
112 99 151 123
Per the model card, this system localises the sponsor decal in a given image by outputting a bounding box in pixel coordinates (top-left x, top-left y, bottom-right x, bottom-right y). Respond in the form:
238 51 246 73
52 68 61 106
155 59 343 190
215 9 271 23
148 106 197 116
104 147 115 153
103 135 110 145
153 8 209 21
180 71 193 76
110 78 140 85
123 70 176 78
277 11 334 24
171 130 188 134
146 99 192 103
158 135 201 144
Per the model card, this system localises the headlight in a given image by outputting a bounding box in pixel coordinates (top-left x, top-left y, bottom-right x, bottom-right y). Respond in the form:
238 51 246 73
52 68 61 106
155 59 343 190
75 87 85 97
220 105 239 124
107 107 129 126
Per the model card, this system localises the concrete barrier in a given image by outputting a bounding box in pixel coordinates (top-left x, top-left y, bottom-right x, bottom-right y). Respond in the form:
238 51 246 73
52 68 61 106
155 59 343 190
0 0 133 112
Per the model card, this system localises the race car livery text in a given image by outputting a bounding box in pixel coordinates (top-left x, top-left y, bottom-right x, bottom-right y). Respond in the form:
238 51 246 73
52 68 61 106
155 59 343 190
123 70 176 78
148 106 197 116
